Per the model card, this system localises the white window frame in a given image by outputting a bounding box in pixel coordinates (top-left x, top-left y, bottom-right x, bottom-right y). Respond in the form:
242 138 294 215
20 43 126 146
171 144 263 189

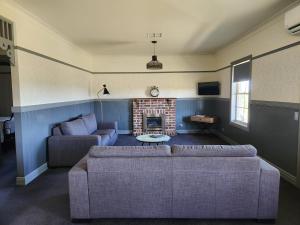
230 56 252 131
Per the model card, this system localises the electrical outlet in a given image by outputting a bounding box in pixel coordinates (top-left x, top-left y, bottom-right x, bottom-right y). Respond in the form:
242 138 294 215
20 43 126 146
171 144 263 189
294 112 299 121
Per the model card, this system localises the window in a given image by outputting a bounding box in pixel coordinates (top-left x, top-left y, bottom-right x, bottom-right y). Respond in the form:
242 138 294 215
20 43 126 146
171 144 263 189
230 57 251 129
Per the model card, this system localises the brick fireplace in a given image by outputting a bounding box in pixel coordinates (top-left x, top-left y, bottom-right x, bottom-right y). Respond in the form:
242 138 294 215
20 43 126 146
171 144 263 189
133 98 176 136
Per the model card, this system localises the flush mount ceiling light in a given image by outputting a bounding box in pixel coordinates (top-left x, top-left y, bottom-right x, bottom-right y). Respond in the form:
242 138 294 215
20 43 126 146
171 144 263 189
146 40 163 70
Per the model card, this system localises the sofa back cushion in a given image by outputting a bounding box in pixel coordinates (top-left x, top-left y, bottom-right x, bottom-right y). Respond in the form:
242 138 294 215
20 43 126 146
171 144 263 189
81 113 97 134
172 145 257 157
171 144 260 218
60 119 89 135
87 148 173 218
89 145 171 158
172 156 260 218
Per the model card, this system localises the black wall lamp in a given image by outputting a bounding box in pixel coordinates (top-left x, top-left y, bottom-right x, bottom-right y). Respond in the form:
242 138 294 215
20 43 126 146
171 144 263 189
97 84 110 97
97 84 110 122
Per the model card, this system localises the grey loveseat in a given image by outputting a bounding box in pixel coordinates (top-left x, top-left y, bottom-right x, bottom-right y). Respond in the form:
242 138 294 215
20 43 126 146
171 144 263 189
69 144 280 221
48 113 118 167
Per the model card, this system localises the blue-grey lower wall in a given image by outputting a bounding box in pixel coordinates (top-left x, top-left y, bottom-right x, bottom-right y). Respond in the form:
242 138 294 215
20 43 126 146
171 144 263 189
14 97 299 182
94 98 217 132
14 101 94 177
15 98 214 179
215 98 299 176
176 98 217 131
94 99 133 131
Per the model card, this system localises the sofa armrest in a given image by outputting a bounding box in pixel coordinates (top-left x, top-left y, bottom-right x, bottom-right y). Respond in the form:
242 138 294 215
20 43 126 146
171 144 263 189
48 135 101 167
99 121 118 131
257 159 280 219
68 155 90 219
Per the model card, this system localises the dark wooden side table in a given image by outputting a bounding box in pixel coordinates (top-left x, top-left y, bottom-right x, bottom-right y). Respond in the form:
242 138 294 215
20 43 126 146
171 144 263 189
190 115 218 133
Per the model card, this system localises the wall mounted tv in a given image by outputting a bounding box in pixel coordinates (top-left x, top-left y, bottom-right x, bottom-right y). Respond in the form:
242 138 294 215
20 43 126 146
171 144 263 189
197 82 220 95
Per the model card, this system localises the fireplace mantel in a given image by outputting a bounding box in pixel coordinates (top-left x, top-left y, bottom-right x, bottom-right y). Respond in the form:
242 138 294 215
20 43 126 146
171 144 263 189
132 98 176 136
133 98 176 99
133 98 176 105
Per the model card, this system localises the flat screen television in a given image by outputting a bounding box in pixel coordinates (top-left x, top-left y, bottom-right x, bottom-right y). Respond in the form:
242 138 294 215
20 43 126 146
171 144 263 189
198 82 220 95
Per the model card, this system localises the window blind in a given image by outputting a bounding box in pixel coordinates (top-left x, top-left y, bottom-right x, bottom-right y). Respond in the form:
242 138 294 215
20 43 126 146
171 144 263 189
233 61 251 82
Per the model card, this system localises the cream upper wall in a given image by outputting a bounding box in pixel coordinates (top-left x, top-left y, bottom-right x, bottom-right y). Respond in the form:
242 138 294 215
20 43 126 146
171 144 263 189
216 13 300 68
216 68 231 99
91 73 220 99
2 0 300 105
0 0 93 106
91 54 219 98
215 10 300 104
92 7 300 102
251 46 300 103
216 46 300 103
91 54 219 99
17 50 91 106
1 0 218 105
92 54 216 72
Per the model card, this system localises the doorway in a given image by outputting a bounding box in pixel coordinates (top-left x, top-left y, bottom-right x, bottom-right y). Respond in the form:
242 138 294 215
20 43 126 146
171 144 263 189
0 54 15 185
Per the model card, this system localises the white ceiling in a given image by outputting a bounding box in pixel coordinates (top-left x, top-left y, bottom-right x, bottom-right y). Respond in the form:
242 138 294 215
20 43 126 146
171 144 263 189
12 0 296 55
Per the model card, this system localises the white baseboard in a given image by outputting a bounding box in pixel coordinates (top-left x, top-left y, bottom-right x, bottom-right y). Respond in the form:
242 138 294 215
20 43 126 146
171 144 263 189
214 130 297 186
16 163 48 186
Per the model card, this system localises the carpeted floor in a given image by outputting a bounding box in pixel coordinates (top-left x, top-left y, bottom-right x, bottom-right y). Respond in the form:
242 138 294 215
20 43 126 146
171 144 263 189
0 134 300 225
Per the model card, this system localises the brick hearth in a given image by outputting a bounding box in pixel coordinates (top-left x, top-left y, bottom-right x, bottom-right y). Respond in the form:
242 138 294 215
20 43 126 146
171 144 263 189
133 98 176 136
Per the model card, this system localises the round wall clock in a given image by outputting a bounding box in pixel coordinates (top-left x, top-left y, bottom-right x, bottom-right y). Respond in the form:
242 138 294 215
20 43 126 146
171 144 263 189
150 86 159 97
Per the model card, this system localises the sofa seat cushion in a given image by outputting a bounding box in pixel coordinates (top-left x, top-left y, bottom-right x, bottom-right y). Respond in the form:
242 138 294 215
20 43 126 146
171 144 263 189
89 145 171 158
61 119 89 135
172 145 257 157
93 129 116 138
81 113 97 134
100 134 110 146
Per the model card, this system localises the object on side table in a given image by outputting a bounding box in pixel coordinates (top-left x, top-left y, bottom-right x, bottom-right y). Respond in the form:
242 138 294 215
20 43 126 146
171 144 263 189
136 134 170 145
149 134 164 138
190 115 218 124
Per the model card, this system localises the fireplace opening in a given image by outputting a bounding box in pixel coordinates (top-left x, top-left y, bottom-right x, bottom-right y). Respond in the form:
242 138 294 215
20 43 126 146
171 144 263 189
143 114 165 132
147 117 162 129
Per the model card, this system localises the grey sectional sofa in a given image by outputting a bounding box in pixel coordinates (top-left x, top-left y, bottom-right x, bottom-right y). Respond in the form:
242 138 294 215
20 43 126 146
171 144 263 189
48 113 118 167
69 144 280 221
